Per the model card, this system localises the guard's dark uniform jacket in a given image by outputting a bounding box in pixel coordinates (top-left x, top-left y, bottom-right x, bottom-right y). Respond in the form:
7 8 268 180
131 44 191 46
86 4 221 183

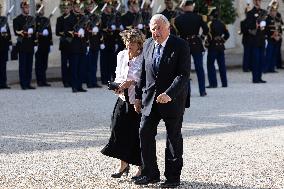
13 14 37 52
0 16 12 55
0 16 12 88
160 9 177 21
35 15 53 52
65 12 87 54
207 19 230 51
174 11 209 53
121 11 138 28
87 14 101 52
100 12 116 51
161 9 178 35
240 17 252 45
246 7 267 47
266 14 282 43
56 13 72 52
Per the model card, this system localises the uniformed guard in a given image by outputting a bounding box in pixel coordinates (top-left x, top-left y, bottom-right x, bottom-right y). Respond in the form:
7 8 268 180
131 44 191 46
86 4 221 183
35 3 53 87
111 0 124 54
275 7 283 69
174 0 208 96
246 0 267 83
13 0 37 90
66 0 88 92
240 3 253 72
56 0 72 88
160 0 178 34
85 0 102 88
264 4 282 73
0 3 12 89
100 2 117 85
121 1 139 29
141 2 152 38
206 9 230 88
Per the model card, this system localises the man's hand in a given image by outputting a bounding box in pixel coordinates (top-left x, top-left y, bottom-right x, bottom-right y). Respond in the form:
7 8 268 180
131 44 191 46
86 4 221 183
156 93 172 104
134 99 142 113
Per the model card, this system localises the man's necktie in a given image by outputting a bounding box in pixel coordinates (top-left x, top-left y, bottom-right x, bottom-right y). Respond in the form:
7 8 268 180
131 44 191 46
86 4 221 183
154 44 162 74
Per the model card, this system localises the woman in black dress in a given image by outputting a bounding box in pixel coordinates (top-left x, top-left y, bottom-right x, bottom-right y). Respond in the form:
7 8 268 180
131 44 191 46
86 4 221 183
101 29 145 179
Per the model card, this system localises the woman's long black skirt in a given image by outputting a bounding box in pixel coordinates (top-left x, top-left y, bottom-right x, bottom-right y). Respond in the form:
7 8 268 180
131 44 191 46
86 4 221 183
101 98 142 166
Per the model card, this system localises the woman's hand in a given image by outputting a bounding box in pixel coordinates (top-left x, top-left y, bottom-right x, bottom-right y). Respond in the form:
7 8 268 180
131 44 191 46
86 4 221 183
117 80 135 93
134 99 142 113
114 89 123 95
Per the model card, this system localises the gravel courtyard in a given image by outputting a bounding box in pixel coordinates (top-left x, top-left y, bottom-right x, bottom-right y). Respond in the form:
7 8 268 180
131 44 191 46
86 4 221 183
0 69 284 189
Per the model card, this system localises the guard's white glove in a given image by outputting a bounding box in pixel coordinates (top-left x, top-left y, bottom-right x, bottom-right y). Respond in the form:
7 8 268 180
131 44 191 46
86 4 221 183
0 26 7 33
28 28 34 35
9 45 12 51
34 46 38 52
260 21 266 28
246 0 251 4
137 24 143 30
49 45 53 53
86 46 90 54
115 44 119 52
92 26 99 34
78 28 85 37
119 24 124 31
111 24 116 31
42 29 49 36
100 44 105 50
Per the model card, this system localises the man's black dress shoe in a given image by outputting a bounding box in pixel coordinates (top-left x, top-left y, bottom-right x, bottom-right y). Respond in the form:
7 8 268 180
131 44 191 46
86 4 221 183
93 84 102 88
72 88 78 93
134 176 160 185
43 83 51 87
38 83 51 87
206 85 217 88
63 83 71 88
253 80 266 84
131 175 142 181
160 180 180 188
27 86 36 89
78 88 87 92
0 85 11 89
200 92 207 97
87 84 102 88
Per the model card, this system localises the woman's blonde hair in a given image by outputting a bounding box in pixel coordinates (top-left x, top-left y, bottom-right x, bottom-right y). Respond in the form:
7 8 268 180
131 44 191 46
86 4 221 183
120 29 145 51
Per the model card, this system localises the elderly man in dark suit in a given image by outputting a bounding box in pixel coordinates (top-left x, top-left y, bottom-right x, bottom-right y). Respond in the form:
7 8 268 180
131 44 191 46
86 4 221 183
134 14 191 188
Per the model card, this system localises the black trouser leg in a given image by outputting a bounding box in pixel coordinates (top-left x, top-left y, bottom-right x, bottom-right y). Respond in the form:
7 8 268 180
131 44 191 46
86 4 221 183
139 103 161 178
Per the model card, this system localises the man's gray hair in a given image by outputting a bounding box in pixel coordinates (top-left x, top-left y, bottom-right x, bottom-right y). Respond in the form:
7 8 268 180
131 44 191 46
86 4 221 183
149 14 170 28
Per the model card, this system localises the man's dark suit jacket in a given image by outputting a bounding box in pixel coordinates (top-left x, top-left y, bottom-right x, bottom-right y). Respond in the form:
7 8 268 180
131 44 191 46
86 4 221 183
135 35 191 117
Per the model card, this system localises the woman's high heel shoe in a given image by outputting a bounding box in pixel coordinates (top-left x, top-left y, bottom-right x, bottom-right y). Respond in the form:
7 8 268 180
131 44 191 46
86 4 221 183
111 165 130 178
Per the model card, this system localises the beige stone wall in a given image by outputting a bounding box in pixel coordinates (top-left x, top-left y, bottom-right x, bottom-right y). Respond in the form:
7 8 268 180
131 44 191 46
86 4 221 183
0 0 6 12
